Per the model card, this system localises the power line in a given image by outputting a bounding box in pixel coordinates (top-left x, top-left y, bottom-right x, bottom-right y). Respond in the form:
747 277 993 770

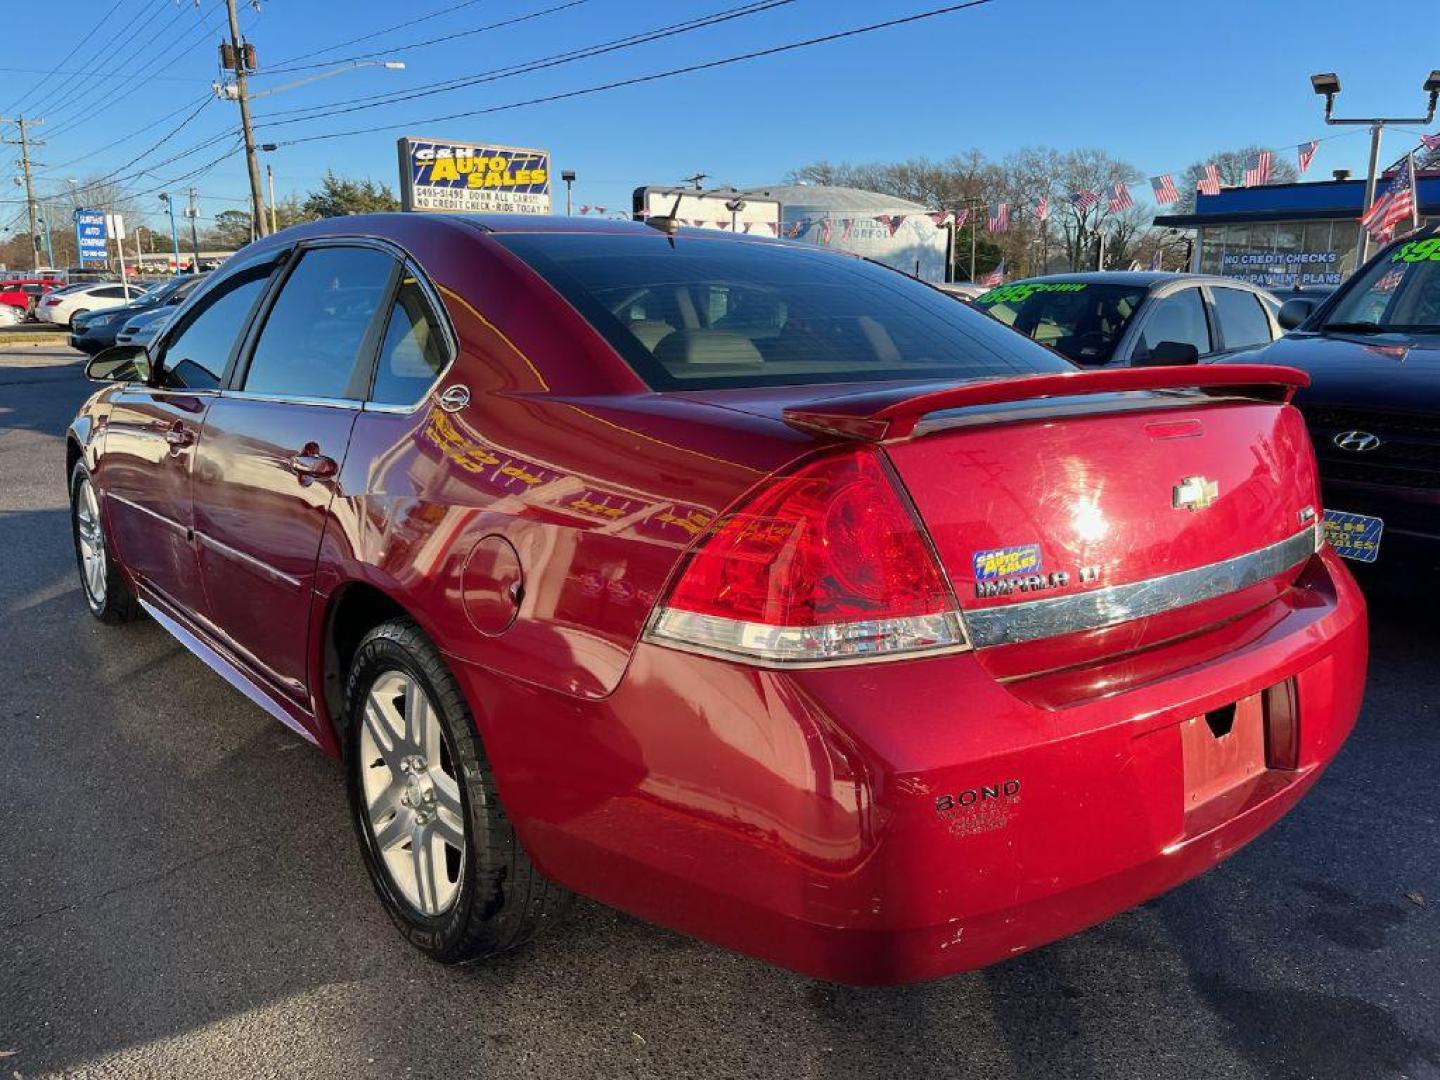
263 0 489 71
40 94 215 176
1 0 126 115
42 2 224 137
257 0 590 77
274 0 998 147
255 0 794 127
31 1 182 121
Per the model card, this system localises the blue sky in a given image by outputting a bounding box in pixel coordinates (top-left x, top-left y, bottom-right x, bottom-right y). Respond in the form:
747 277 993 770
5 0 1440 232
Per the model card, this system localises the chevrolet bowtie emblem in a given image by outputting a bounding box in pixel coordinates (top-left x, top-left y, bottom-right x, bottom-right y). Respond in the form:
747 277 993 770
1172 475 1219 511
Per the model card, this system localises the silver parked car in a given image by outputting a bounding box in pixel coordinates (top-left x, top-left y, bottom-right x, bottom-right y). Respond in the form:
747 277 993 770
972 271 1283 366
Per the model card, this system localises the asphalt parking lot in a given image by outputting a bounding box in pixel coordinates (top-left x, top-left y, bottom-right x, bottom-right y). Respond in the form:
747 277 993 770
1 345 1437 1080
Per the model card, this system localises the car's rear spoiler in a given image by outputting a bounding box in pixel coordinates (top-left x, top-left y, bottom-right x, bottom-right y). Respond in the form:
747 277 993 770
781 364 1311 440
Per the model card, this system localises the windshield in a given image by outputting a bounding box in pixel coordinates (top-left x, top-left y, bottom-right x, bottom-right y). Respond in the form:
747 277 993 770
1324 236 1440 331
973 281 1148 364
494 232 1073 389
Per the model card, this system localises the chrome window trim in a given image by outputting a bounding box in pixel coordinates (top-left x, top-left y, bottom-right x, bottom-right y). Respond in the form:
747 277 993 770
360 258 459 415
962 524 1320 648
218 389 362 410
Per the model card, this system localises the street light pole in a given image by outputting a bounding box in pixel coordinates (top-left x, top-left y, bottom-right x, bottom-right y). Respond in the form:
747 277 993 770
561 170 576 216
160 193 181 273
1310 70 1440 266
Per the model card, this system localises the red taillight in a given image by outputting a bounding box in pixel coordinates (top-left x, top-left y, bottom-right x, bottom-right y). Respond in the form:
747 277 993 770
646 450 968 665
43 297 60 305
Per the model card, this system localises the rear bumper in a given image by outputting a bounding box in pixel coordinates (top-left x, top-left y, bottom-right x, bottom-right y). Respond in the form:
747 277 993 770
455 549 1367 985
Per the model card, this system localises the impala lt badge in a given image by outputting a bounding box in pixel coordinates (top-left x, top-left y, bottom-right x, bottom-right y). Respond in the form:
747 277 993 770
1333 430 1382 453
1172 475 1219 512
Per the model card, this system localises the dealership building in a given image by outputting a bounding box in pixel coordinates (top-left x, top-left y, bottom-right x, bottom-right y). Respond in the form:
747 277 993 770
1155 171 1440 288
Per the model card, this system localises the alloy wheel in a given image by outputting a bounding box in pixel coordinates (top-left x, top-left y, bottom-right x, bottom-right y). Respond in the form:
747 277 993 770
358 670 466 916
74 477 107 606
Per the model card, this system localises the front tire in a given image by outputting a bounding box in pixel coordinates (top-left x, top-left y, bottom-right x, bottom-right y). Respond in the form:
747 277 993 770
68 308 89 330
344 618 566 962
69 462 139 624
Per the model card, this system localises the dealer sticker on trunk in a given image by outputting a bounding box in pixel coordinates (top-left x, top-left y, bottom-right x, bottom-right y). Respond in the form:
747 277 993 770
973 544 1042 580
1323 509 1384 563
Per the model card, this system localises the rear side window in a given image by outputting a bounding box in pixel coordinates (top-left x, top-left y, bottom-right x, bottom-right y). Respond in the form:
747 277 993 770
1211 287 1273 350
494 232 1072 389
370 274 450 406
157 260 275 390
242 246 395 400
1135 288 1211 359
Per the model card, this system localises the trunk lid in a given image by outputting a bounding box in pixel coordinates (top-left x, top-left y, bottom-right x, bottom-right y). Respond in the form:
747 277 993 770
885 395 1320 675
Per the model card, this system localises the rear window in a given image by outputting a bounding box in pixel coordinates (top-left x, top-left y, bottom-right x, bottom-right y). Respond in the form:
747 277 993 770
974 281 1148 365
494 232 1072 389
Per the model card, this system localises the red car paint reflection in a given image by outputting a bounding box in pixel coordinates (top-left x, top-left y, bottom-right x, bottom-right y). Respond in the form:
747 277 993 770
68 215 1367 984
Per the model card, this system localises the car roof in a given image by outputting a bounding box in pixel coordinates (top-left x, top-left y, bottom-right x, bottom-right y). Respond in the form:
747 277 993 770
997 271 1263 290
264 211 792 250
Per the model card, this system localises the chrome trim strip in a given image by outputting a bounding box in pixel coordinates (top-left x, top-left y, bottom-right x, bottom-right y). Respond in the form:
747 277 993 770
194 530 303 588
105 492 188 536
218 389 362 410
962 524 1319 648
139 599 318 746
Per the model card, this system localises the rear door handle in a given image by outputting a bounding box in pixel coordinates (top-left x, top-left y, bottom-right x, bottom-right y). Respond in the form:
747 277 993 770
287 444 338 479
164 422 195 449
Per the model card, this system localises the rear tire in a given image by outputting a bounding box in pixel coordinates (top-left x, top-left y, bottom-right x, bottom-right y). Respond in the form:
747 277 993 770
344 618 568 962
69 462 139 624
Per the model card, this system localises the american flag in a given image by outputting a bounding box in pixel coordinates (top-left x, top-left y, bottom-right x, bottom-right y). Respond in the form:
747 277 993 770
841 218 855 241
1197 164 1221 196
1068 190 1100 211
928 211 950 227
1421 133 1440 152
1243 150 1273 187
1297 140 1319 174
1150 174 1180 205
952 207 969 230
1107 182 1134 212
1035 194 1049 222
987 203 1010 233
1361 153 1418 242
819 218 833 244
1149 248 1164 271
980 259 1005 287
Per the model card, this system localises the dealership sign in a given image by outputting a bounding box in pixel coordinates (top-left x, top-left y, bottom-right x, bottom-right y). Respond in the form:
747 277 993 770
397 137 550 214
74 209 107 264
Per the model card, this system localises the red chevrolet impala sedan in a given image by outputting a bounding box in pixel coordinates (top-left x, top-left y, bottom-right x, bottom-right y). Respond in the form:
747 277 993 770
67 214 1367 985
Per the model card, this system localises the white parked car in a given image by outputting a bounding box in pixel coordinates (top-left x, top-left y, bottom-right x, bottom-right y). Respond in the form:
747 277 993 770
36 282 148 329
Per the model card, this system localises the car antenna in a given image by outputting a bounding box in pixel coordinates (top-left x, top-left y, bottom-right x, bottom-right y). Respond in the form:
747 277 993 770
644 188 689 240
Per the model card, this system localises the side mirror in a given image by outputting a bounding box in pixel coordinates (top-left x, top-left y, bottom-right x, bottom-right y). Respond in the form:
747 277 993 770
85 343 151 384
1277 297 1318 331
1136 340 1200 367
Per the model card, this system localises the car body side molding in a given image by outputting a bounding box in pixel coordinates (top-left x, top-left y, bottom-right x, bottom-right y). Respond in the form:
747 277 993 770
139 599 319 746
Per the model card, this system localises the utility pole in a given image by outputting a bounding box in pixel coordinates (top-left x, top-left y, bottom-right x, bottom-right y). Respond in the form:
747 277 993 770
1 115 44 271
220 0 268 237
159 193 181 273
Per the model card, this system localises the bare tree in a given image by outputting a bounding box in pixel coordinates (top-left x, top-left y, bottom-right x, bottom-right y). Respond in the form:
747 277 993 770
1172 146 1299 214
1051 149 1143 271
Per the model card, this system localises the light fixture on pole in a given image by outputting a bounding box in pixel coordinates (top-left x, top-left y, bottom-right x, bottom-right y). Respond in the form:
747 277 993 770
260 143 279 234
561 170 576 216
159 193 181 275
1310 69 1440 264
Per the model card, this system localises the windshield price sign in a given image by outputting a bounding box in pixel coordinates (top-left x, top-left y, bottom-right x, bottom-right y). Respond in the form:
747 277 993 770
398 137 550 214
73 209 107 264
